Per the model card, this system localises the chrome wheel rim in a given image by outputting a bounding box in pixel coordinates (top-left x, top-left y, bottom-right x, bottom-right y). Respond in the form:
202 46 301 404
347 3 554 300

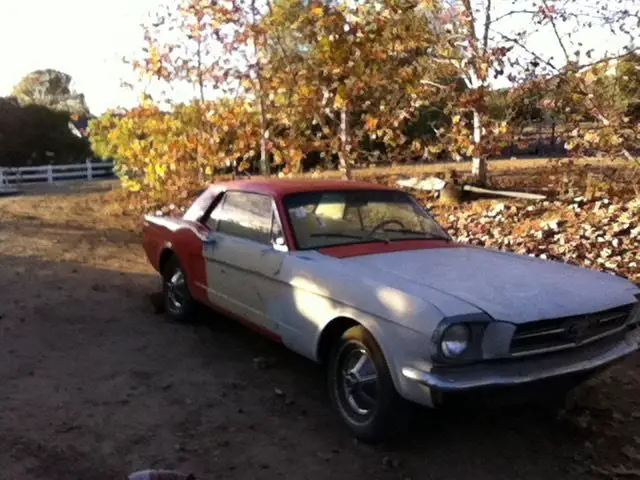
166 269 186 314
338 346 379 417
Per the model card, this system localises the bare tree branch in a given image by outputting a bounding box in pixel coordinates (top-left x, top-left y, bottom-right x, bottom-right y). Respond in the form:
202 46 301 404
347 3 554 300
542 0 570 63
483 0 492 53
495 31 558 72
460 0 479 55
490 9 538 25
420 79 449 89
575 47 640 71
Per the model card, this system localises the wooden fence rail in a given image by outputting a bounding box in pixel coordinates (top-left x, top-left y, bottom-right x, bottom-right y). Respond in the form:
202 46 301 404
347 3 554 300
0 160 114 186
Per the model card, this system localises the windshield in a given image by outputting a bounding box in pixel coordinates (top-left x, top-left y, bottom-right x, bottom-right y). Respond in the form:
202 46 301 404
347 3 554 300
284 190 450 250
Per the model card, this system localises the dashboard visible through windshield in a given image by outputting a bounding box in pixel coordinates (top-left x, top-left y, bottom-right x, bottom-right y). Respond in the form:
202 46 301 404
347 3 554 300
283 190 450 250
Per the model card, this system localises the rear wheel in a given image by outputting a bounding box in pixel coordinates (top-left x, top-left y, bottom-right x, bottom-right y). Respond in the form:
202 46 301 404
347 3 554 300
328 325 413 443
162 256 198 323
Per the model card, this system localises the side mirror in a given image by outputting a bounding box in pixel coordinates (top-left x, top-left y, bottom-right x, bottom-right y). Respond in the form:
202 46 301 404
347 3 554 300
272 236 288 252
204 231 217 247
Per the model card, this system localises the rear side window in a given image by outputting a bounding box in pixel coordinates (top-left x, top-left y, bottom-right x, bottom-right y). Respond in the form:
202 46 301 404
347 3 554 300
210 191 273 244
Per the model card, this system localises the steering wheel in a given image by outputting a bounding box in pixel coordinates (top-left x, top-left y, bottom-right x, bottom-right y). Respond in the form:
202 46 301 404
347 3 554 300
366 219 406 239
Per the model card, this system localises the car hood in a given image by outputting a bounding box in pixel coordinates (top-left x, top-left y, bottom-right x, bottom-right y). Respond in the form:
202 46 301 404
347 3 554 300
340 246 639 324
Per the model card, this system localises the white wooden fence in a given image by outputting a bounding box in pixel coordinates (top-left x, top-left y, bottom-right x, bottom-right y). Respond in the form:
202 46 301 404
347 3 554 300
0 160 114 186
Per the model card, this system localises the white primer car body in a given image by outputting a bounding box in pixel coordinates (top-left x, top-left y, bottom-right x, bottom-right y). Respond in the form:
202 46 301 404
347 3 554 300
143 179 640 441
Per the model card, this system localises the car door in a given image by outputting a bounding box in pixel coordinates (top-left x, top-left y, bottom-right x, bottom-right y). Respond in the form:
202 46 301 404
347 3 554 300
202 190 287 333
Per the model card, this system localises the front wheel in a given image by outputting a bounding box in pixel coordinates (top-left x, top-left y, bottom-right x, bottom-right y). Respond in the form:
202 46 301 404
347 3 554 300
162 256 198 323
328 325 413 443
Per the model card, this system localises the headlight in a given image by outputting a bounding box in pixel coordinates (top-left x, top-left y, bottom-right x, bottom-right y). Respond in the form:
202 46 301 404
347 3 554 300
440 324 471 358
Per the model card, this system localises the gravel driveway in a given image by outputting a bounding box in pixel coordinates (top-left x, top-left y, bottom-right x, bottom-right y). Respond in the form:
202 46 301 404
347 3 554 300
0 183 638 479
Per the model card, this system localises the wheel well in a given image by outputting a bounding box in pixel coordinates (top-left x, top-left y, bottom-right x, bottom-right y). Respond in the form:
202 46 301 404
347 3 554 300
158 248 175 274
317 317 359 364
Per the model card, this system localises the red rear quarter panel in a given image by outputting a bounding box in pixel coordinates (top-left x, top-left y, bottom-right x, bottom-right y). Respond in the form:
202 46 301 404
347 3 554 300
142 215 209 302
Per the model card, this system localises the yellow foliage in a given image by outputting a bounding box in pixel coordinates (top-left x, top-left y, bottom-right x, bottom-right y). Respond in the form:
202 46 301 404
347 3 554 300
90 99 262 208
584 131 599 143
155 163 167 178
334 91 347 109
365 116 379 130
289 148 304 163
122 177 142 193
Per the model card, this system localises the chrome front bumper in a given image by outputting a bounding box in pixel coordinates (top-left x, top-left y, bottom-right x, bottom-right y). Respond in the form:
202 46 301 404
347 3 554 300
402 328 640 393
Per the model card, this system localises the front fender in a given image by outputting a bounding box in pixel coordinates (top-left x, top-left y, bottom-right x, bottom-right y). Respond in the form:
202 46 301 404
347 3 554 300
264 270 439 406
266 252 482 407
320 307 437 406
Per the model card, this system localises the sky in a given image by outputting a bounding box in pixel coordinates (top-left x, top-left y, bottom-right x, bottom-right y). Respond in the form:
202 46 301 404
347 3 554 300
0 0 163 114
0 0 636 115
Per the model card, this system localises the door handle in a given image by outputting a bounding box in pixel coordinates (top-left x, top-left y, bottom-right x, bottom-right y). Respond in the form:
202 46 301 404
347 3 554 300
204 236 217 247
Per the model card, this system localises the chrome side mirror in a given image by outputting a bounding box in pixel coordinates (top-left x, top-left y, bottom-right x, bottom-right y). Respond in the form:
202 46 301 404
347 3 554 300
204 232 217 247
272 236 288 252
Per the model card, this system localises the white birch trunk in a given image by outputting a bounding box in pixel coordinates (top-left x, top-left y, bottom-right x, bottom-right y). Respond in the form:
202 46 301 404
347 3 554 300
339 106 351 180
471 109 487 184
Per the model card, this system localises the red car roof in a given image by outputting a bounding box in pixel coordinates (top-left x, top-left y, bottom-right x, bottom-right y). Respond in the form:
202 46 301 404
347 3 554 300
211 178 396 198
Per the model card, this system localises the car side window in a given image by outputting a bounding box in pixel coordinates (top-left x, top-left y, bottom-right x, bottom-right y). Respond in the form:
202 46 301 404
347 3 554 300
210 191 273 244
270 211 286 244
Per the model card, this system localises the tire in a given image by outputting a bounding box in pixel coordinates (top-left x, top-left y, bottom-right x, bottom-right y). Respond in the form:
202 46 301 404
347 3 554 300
162 256 198 323
328 325 413 443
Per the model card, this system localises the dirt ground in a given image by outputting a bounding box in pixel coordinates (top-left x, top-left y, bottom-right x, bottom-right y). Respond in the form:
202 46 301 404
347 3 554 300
1 180 639 480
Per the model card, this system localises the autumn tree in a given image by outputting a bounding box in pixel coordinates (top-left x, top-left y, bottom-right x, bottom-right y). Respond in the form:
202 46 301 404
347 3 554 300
436 0 640 183
616 53 640 122
94 0 640 211
256 0 458 177
132 0 240 177
530 7 640 165
90 97 262 205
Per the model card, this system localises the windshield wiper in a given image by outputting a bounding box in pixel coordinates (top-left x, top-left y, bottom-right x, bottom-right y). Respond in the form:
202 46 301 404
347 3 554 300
310 232 390 244
381 229 450 241
310 232 365 240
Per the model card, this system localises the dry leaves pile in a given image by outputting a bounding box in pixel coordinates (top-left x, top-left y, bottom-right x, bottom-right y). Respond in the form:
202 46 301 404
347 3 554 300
430 195 640 284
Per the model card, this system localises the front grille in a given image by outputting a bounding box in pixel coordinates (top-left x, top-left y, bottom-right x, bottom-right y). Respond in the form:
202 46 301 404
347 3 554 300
510 304 634 357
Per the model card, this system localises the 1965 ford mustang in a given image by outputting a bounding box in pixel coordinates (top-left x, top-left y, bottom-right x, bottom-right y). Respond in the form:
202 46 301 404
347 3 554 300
143 179 640 442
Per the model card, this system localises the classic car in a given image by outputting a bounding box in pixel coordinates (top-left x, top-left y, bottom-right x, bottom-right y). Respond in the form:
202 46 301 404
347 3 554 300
142 178 640 442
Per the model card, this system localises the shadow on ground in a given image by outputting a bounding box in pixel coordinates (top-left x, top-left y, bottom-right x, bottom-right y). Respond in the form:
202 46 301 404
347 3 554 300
0 254 636 480
0 218 141 246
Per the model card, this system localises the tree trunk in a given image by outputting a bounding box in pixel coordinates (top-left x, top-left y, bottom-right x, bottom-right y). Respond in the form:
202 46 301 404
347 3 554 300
195 38 206 182
197 38 205 103
471 109 487 185
339 106 352 180
259 97 270 177
249 0 269 177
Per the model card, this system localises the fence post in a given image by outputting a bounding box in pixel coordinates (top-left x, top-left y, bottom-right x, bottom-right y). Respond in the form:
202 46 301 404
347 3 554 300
47 165 53 184
86 158 93 180
0 168 4 186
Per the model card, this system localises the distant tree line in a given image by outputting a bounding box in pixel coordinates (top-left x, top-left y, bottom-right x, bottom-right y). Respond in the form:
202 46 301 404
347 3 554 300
0 69 92 167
